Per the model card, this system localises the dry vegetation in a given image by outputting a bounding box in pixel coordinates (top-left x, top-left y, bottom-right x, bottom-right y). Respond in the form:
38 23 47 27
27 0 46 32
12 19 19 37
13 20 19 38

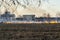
0 23 60 40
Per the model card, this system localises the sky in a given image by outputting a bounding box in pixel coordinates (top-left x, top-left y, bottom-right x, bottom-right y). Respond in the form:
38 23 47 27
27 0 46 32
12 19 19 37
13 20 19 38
39 0 60 17
17 0 60 17
0 0 60 17
42 0 60 13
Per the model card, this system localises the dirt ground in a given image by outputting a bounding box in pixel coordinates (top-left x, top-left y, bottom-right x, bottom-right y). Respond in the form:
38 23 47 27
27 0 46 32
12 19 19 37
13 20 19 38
0 23 60 40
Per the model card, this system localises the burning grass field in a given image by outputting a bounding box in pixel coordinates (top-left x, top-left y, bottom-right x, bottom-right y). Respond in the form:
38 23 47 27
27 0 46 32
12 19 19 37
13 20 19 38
0 23 60 40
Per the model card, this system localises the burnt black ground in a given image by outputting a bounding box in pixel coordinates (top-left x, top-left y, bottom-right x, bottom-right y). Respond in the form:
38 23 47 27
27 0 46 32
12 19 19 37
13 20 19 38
0 23 60 40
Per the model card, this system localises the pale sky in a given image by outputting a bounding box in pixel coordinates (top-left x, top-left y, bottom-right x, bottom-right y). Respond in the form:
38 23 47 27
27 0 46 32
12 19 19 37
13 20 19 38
41 0 60 12
17 0 60 17
0 0 60 17
39 0 60 17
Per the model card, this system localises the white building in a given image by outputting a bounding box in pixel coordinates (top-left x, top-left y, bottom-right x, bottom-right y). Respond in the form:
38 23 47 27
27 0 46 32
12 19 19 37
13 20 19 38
1 11 15 22
23 15 35 21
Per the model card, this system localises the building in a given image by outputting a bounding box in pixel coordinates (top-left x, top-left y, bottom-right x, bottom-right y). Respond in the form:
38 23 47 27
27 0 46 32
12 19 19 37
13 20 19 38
35 17 58 23
35 17 44 22
1 11 15 22
16 17 23 21
23 15 35 21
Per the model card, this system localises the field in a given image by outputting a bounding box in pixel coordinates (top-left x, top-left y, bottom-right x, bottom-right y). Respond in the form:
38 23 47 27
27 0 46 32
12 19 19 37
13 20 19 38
0 23 60 40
